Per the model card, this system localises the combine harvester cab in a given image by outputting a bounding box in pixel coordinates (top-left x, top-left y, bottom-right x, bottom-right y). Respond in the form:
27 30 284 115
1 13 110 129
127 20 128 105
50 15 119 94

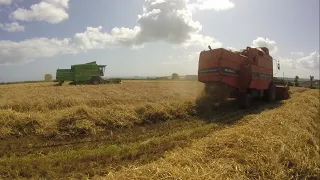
55 61 122 86
198 46 290 108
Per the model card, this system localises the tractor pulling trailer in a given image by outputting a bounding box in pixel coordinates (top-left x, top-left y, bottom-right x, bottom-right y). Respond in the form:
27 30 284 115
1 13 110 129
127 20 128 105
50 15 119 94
198 46 290 108
55 61 121 85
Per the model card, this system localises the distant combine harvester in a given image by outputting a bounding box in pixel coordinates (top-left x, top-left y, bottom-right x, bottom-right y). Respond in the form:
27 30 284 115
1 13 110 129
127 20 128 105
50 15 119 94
55 61 122 86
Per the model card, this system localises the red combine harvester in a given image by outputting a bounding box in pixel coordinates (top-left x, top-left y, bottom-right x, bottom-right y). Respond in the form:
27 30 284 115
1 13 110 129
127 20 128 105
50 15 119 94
198 46 290 108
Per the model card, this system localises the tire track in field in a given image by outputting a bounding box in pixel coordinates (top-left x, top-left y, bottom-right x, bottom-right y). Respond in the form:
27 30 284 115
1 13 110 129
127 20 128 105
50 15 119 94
0 100 284 179
2 99 280 155
1 119 205 156
2 98 280 151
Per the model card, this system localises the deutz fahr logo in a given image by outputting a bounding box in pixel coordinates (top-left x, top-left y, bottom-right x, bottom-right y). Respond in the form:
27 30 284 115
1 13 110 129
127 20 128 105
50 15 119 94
224 68 236 74
199 68 218 73
208 68 218 72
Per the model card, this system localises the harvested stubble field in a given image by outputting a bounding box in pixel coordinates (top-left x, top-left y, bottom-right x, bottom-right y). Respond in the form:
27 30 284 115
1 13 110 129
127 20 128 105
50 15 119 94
0 81 319 180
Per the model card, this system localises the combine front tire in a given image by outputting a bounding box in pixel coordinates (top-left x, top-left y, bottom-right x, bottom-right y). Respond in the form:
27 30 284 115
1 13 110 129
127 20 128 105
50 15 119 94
57 81 64 86
238 93 252 109
91 77 101 85
93 79 99 85
264 82 276 102
69 81 76 85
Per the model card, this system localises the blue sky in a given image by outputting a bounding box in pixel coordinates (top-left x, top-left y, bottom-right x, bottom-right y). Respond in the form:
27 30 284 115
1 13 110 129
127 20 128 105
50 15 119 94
0 0 319 82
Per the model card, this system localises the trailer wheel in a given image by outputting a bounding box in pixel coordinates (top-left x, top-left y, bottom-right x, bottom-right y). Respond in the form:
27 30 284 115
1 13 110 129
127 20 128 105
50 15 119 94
264 81 276 102
238 93 252 109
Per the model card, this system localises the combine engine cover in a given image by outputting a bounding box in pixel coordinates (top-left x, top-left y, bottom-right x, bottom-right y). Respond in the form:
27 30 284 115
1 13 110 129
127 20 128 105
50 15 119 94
197 46 288 108
198 47 273 93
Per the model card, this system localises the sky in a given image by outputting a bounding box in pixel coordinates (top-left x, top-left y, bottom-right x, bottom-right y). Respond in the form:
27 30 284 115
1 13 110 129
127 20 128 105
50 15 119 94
0 0 319 82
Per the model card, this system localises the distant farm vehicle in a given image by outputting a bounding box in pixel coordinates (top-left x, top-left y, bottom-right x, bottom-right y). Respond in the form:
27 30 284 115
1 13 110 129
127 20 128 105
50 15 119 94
198 46 290 109
55 61 122 86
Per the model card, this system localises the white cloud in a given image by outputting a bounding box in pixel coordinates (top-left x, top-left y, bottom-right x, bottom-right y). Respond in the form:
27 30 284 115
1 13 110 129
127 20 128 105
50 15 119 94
44 0 69 9
252 37 278 54
162 60 181 65
0 22 24 32
10 0 69 24
280 57 296 69
0 38 75 65
280 51 319 70
136 0 202 44
181 34 222 49
299 51 319 69
226 46 236 51
0 0 12 5
290 51 304 56
163 51 200 64
73 26 141 50
278 52 319 79
186 51 200 61
251 37 318 74
74 0 228 50
188 0 235 11
0 26 142 65
1 0 234 65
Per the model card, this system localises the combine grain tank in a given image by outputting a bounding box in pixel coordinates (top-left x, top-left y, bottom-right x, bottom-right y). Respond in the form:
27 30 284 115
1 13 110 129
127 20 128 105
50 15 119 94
55 61 121 85
198 46 290 108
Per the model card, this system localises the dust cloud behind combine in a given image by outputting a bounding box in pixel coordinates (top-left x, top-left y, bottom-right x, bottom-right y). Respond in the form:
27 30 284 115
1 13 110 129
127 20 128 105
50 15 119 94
195 82 234 117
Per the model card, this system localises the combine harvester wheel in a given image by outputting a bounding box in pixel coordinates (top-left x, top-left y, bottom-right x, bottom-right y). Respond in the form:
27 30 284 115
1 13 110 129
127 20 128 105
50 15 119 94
264 81 276 102
238 93 252 109
91 76 103 85
275 85 290 100
53 81 64 86
55 61 122 86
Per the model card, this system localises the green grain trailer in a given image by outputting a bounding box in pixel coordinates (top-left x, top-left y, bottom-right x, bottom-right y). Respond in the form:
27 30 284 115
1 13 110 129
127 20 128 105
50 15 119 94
55 61 121 85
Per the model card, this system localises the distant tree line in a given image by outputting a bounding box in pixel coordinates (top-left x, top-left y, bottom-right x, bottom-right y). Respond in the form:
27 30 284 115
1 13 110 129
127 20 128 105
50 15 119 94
274 75 319 89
